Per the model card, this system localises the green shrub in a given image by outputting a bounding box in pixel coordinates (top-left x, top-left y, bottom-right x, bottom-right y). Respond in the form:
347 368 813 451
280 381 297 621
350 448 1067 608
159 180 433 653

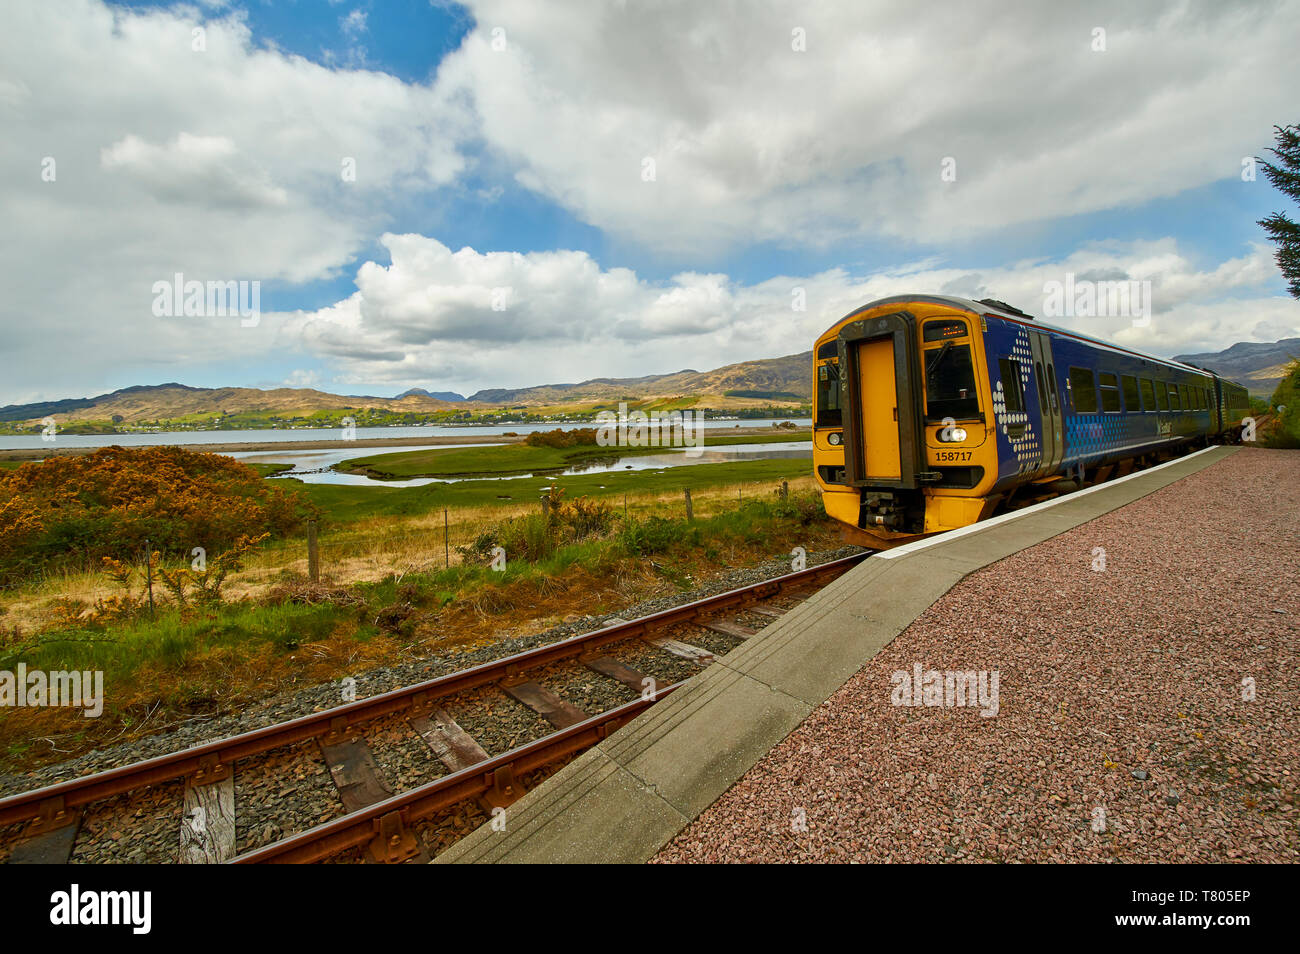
1267 358 1300 448
523 427 599 448
619 516 697 555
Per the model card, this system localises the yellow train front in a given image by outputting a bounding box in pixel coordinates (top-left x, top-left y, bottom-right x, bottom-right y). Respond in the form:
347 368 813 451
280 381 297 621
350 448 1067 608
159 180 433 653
813 294 1251 548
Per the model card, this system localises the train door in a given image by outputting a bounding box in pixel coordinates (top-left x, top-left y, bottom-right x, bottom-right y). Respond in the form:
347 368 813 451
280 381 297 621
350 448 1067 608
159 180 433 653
836 310 924 490
1028 331 1064 476
854 336 902 478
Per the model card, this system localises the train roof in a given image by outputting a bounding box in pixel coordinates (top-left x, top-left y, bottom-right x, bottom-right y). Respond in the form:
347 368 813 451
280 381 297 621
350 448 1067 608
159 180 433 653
846 294 1212 378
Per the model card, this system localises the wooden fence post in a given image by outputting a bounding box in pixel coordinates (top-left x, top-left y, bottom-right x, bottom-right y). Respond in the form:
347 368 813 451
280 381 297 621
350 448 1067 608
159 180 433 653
684 488 694 521
307 519 319 583
144 539 155 619
444 507 449 569
781 480 789 500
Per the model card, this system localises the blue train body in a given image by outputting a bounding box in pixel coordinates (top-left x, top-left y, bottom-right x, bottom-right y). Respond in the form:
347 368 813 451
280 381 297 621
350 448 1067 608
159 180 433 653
812 294 1253 542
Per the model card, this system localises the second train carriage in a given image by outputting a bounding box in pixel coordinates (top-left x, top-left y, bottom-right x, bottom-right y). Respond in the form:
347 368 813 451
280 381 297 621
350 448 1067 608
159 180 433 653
813 294 1252 546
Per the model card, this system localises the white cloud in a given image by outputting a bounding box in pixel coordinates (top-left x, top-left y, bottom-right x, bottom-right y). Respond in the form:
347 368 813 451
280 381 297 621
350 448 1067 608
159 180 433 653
341 10 368 38
436 0 1300 251
274 234 1300 397
101 133 290 208
283 369 321 389
0 0 473 404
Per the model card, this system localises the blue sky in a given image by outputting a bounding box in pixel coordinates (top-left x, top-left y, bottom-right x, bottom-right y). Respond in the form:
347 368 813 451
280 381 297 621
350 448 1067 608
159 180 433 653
2 0 1298 405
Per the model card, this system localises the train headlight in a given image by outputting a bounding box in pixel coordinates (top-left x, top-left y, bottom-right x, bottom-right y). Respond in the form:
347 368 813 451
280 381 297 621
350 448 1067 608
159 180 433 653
938 426 967 442
827 432 842 446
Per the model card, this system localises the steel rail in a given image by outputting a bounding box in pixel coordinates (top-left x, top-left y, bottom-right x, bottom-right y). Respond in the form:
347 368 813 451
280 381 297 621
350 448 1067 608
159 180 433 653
231 683 686 864
0 551 868 828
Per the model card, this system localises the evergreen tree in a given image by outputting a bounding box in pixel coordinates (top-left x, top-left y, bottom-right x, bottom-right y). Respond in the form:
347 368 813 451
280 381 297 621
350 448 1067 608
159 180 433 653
1258 123 1300 298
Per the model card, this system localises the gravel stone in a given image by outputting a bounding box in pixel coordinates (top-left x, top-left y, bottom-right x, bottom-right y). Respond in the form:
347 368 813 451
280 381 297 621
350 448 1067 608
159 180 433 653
527 661 638 717
670 621 748 658
235 743 337 854
445 687 552 757
613 640 705 687
72 780 186 864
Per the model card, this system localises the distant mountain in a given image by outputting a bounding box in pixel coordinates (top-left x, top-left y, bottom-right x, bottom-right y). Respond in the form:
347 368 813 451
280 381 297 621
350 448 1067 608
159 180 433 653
0 383 463 425
1174 337 1300 397
467 352 811 405
0 351 812 427
395 388 466 402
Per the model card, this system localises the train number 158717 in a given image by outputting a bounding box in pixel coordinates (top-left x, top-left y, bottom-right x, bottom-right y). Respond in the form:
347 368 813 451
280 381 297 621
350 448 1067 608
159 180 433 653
934 450 973 462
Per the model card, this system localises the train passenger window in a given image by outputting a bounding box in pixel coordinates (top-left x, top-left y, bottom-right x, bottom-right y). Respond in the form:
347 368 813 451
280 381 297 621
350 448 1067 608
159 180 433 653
1168 384 1181 411
998 358 1025 413
1098 372 1121 413
1179 384 1190 409
1034 361 1046 413
1068 367 1098 413
1121 375 1140 411
1156 381 1169 411
1140 378 1156 411
925 342 980 420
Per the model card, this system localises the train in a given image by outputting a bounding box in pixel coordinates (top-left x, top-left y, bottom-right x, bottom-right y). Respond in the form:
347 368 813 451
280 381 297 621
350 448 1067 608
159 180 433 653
812 294 1252 546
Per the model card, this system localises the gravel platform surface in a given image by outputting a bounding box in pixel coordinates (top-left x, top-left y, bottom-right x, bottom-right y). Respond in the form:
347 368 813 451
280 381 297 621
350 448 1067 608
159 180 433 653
657 448 1299 864
0 545 864 800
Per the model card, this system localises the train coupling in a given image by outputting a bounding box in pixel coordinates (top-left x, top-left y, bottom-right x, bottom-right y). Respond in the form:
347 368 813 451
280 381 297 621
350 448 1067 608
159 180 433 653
862 492 905 529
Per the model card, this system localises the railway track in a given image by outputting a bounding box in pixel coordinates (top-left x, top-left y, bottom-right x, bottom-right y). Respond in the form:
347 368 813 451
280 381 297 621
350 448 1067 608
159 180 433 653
0 552 868 865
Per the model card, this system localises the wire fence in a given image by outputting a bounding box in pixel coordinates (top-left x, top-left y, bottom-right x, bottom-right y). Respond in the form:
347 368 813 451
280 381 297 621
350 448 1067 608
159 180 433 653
294 475 818 581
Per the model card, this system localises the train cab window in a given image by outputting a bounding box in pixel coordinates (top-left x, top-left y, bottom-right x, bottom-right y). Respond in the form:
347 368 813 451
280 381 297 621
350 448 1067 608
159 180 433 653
1098 372 1121 413
924 341 979 421
1140 378 1156 411
815 341 841 429
1121 375 1140 411
922 318 978 421
1068 366 1098 413
998 358 1025 413
1168 384 1181 411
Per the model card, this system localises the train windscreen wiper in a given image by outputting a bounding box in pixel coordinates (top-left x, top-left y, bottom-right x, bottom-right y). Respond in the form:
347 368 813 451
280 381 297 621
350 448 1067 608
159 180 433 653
926 340 952 376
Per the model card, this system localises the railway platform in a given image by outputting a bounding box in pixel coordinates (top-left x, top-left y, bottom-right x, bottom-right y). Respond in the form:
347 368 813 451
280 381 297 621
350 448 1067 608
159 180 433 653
437 445 1299 863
